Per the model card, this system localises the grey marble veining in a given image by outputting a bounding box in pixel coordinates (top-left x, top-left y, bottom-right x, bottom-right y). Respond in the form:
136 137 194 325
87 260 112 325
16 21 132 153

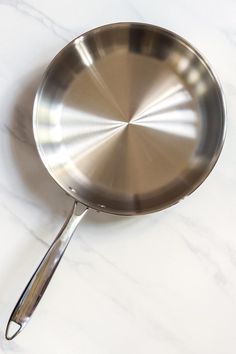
0 0 235 353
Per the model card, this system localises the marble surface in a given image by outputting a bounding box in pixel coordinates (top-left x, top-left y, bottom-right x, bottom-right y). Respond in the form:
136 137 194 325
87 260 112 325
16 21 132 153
0 0 235 353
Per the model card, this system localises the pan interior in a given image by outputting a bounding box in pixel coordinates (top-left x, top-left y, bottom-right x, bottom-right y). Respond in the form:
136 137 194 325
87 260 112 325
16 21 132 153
34 23 225 215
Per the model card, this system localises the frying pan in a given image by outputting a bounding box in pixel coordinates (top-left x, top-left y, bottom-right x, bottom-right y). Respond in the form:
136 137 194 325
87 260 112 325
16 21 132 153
5 22 226 340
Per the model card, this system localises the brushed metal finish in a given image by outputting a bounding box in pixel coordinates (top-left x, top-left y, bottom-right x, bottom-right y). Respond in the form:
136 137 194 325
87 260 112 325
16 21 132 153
6 23 226 340
34 23 225 215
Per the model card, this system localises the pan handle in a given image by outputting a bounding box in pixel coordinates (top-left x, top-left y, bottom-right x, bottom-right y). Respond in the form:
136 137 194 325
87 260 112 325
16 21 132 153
5 201 88 340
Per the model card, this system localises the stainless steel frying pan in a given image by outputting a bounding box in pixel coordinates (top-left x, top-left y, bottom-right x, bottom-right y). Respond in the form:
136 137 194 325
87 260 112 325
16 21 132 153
6 22 226 340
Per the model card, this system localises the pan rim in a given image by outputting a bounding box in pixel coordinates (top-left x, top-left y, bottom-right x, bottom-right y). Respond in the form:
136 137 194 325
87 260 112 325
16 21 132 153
32 21 227 216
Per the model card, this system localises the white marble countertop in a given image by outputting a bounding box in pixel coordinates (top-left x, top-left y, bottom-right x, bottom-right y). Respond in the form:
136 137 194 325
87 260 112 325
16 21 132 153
0 0 235 353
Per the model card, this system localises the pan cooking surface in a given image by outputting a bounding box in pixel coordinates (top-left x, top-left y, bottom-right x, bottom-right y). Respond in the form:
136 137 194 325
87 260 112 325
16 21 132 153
33 23 225 214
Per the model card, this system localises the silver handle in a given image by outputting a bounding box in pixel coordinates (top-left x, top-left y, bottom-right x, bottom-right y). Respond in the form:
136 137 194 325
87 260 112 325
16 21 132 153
5 202 88 340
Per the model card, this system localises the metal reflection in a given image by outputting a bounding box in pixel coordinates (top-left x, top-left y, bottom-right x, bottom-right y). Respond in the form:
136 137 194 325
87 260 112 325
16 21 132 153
34 23 225 214
75 39 93 67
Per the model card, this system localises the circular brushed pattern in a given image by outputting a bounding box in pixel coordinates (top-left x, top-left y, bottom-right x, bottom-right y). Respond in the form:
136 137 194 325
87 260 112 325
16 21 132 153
33 23 225 215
